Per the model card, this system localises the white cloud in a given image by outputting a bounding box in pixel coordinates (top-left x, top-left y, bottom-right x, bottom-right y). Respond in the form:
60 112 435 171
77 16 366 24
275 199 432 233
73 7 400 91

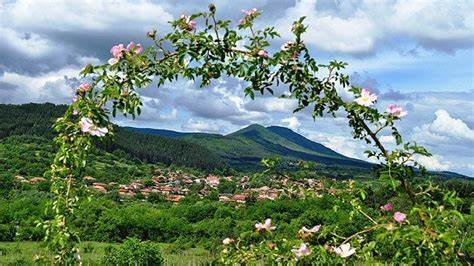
280 116 301 131
388 0 474 52
308 133 366 160
1 0 173 32
133 96 178 122
0 67 80 103
413 109 474 141
276 0 473 54
245 97 297 113
414 154 453 171
181 119 223 134
276 0 380 54
380 135 395 144
76 56 101 66
0 27 61 58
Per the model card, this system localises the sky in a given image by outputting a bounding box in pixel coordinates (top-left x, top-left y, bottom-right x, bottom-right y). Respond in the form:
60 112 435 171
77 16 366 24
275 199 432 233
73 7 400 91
0 0 473 176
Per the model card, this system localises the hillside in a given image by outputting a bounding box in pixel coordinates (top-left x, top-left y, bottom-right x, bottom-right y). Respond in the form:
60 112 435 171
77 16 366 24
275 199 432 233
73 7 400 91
1 103 470 179
0 103 371 173
127 124 371 170
0 103 225 170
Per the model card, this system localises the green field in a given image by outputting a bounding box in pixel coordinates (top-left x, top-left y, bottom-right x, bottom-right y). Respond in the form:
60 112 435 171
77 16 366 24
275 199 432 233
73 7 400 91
0 242 214 265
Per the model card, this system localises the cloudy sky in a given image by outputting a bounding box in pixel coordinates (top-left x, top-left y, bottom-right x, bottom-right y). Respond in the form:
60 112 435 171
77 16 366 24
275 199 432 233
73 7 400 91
0 0 473 176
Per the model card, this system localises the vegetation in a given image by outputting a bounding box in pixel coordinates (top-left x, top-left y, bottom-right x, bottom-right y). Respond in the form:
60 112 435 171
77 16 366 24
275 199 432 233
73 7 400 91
0 242 213 265
102 238 164 265
0 4 472 264
0 103 225 170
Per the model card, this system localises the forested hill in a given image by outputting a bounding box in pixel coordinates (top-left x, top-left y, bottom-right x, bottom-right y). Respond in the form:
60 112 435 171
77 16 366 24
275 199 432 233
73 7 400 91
0 103 470 179
126 124 371 170
1 103 371 172
0 103 225 170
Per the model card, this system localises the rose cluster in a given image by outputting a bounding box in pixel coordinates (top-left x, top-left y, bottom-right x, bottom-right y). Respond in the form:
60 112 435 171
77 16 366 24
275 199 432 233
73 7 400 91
108 41 142 65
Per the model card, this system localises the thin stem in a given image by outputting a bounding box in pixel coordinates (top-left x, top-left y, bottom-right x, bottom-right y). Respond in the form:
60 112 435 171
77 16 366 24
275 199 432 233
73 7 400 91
211 13 221 42
342 224 381 244
359 209 378 225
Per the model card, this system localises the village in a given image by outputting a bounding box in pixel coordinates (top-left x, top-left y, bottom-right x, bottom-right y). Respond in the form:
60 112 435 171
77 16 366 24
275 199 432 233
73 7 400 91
82 168 326 204
13 167 327 204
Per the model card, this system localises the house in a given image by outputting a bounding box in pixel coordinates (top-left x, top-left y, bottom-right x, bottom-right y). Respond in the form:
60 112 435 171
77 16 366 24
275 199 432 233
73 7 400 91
219 195 231 203
92 184 107 193
15 175 29 183
206 175 220 187
232 194 246 203
118 188 135 197
182 178 193 185
140 188 152 197
30 177 47 184
167 195 183 202
129 182 142 190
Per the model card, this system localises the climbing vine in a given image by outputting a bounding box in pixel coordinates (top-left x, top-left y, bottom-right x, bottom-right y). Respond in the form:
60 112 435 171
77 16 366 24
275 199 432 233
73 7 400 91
40 5 469 264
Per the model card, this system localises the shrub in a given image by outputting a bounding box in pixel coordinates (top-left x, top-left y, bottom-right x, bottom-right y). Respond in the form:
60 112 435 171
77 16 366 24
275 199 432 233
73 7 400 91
103 238 164 265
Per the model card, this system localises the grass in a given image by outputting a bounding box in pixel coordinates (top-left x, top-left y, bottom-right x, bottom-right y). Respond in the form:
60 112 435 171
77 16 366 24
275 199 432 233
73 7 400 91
0 242 215 265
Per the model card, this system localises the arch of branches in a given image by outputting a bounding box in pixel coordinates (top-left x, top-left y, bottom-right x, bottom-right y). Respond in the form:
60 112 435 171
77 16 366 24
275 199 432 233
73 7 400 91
43 5 439 263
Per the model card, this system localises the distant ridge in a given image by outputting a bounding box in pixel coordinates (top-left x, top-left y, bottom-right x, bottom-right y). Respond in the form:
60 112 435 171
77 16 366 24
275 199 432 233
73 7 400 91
1 103 471 179
126 123 372 170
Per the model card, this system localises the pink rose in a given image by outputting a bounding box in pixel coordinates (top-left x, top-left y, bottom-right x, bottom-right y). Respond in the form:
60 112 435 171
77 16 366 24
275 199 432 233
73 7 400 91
334 243 356 258
180 15 197 31
292 243 311 259
110 44 125 59
108 58 119 65
127 42 142 54
299 225 320 234
255 218 276 232
135 43 142 54
79 117 109 137
281 41 295 51
242 8 258 16
222 238 234 245
298 225 321 238
386 104 407 118
380 203 393 211
354 88 377 107
77 83 91 93
393 211 406 223
257 50 269 58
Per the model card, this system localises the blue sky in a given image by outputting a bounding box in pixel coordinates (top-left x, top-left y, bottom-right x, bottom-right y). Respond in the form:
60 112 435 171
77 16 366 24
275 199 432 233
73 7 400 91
0 0 473 175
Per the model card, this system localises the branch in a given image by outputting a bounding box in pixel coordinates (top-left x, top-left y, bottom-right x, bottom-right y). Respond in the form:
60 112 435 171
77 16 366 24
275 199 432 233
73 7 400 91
342 225 381 244
349 110 388 158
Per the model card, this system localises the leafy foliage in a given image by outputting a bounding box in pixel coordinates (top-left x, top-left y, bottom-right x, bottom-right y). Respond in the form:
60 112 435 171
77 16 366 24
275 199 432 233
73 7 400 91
22 4 474 264
103 238 164 265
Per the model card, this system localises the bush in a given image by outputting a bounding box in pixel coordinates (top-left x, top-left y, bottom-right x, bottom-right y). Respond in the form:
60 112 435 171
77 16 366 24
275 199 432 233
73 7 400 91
103 238 164 265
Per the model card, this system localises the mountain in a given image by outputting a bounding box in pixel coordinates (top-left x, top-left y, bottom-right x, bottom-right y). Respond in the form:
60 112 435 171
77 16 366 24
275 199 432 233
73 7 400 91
1 103 470 179
126 123 371 170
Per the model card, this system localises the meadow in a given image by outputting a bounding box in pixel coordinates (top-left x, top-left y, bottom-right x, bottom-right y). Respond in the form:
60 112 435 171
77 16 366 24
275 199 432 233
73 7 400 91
0 242 213 265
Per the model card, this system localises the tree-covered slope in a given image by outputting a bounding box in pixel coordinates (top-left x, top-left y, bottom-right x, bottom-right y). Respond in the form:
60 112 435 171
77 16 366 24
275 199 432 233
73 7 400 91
132 124 372 170
0 103 225 170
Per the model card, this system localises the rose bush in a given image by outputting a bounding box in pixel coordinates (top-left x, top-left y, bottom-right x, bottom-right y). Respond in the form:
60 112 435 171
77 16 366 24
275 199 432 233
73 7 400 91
40 4 471 264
